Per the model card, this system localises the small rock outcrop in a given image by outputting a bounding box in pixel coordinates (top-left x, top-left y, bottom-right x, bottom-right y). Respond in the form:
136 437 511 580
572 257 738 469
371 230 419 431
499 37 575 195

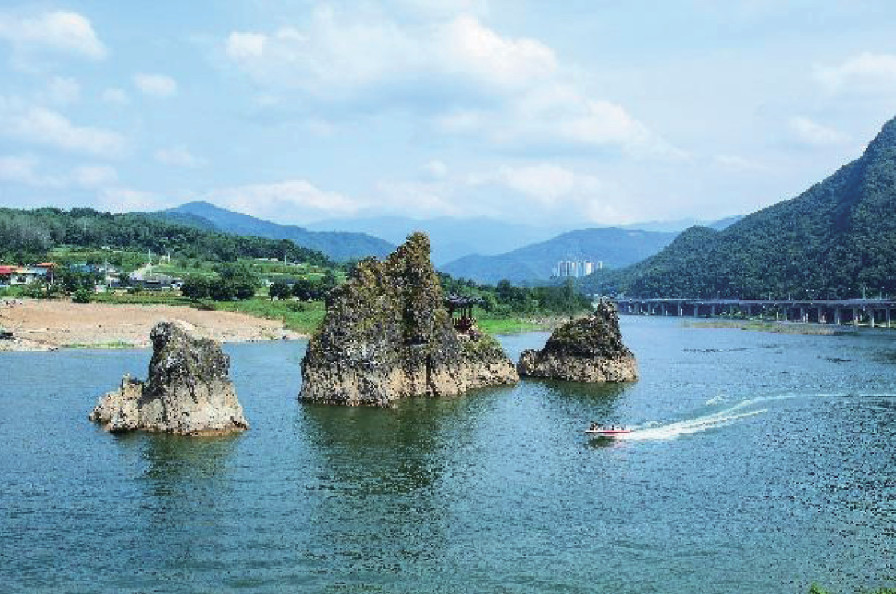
89 321 248 434
518 300 638 383
300 232 518 406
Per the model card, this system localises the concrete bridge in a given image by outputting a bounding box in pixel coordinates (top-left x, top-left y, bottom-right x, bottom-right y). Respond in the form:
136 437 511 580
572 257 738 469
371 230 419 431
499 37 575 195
614 297 896 328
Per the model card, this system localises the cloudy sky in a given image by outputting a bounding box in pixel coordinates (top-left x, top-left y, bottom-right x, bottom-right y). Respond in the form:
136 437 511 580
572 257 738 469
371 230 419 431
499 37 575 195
1 0 895 227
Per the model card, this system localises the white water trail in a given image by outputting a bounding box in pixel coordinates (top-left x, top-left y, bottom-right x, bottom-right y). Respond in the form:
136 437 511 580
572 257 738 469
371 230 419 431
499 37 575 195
615 395 787 441
609 392 896 442
618 407 766 441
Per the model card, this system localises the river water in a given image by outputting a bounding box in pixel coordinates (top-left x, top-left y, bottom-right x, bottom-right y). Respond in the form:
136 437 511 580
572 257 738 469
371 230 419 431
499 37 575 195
1 317 894 593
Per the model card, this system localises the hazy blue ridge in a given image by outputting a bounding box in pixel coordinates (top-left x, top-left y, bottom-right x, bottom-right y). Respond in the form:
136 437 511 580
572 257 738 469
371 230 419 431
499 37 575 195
163 201 395 262
440 227 678 284
308 215 565 265
581 116 896 299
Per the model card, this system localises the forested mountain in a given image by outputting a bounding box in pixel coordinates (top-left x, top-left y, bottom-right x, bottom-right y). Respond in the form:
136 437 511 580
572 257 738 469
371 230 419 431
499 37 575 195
161 202 394 262
441 227 677 284
0 207 333 267
581 116 896 299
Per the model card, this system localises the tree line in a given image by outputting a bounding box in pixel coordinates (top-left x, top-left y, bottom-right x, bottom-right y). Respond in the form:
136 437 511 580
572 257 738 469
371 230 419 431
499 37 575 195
0 207 333 267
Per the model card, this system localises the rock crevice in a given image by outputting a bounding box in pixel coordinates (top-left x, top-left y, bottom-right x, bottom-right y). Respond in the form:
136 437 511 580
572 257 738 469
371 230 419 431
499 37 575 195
517 300 638 383
89 321 248 434
300 233 518 406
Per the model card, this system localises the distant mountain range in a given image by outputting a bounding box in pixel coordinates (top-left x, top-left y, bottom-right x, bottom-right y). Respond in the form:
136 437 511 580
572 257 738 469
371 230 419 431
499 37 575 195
307 215 564 265
158 202 394 262
620 215 742 233
309 214 741 265
155 201 744 286
440 228 678 284
581 116 896 299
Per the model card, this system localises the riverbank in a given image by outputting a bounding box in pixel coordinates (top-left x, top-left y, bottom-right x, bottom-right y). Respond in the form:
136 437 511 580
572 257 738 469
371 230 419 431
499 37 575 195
0 299 302 351
0 294 587 351
680 318 860 335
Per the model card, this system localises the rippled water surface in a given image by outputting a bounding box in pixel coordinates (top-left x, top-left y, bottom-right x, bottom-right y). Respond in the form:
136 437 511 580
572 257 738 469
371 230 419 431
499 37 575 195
1 317 894 593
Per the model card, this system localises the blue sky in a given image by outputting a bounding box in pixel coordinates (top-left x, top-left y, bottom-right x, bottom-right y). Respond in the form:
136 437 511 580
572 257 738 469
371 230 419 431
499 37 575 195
1 0 896 227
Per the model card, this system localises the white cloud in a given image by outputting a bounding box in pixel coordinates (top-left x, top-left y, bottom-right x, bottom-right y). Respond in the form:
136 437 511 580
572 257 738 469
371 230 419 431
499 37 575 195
436 88 683 158
373 162 630 224
375 179 463 216
439 15 556 89
99 187 168 212
423 159 448 178
221 8 677 158
224 8 555 96
102 88 129 105
206 180 362 222
133 73 178 98
226 32 266 59
0 155 116 188
0 10 106 60
789 116 847 147
155 147 204 168
1 103 126 157
713 154 766 172
0 154 51 186
72 165 117 188
814 52 896 93
487 163 603 204
43 76 80 105
305 118 335 137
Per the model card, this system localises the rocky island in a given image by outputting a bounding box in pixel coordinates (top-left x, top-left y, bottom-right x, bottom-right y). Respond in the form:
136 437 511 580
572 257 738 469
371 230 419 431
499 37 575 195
517 300 638 383
89 321 249 434
300 232 518 406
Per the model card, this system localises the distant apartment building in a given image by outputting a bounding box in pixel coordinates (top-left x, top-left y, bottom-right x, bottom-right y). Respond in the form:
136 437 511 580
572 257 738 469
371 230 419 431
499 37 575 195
553 260 602 278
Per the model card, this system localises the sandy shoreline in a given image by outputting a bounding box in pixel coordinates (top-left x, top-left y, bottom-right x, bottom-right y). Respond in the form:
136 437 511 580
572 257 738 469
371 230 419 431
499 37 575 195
0 299 304 351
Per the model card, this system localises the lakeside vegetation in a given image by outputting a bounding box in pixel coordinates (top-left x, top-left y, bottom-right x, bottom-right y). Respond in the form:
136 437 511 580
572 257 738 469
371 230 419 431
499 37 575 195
84 276 587 336
0 206 595 338
0 207 333 267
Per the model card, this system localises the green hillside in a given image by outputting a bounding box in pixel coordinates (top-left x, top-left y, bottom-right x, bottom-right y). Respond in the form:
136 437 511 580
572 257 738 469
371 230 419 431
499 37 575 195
0 206 333 267
581 117 896 299
161 201 394 262
441 227 677 284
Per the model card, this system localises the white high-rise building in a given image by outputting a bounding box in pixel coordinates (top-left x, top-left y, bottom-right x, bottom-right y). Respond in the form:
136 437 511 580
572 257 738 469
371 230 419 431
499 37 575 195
554 259 598 278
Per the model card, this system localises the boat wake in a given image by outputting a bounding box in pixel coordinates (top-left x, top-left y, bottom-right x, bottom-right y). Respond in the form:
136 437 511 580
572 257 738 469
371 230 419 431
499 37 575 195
617 398 773 441
602 391 896 442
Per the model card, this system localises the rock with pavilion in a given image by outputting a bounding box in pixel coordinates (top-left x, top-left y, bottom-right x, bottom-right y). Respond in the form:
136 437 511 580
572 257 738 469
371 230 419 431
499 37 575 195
299 232 518 406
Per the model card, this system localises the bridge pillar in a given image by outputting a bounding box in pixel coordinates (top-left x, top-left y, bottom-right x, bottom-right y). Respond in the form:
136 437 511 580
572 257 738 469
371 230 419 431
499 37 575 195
799 307 806 323
853 308 859 326
888 308 891 329
678 304 683 316
818 306 824 324
834 308 841 325
870 309 876 328
710 305 716 317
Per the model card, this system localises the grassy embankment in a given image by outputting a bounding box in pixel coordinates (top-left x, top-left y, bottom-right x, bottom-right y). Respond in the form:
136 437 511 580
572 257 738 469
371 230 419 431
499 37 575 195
91 292 327 335
474 307 576 334
86 293 574 337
